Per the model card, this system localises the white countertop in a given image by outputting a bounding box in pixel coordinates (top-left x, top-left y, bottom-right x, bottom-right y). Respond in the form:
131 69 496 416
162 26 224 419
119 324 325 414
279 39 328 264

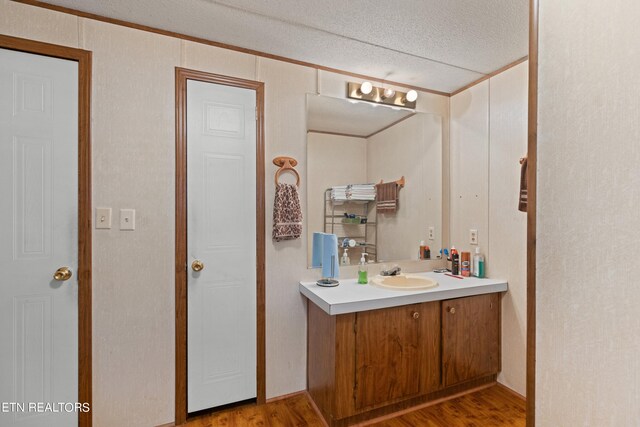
299 272 508 315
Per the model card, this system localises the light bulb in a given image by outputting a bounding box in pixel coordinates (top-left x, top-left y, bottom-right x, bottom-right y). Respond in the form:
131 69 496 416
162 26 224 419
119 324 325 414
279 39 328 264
405 89 418 102
360 81 373 95
382 88 396 99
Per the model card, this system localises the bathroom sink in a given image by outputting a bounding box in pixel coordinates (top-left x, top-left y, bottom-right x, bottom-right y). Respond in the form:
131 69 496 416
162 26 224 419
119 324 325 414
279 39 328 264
370 275 438 291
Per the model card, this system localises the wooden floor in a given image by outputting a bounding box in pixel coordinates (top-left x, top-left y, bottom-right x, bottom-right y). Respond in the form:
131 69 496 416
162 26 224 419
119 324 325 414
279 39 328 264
180 385 525 427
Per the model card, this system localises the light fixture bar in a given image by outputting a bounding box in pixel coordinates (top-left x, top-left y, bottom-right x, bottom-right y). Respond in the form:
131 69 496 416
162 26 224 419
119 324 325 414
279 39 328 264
347 82 418 109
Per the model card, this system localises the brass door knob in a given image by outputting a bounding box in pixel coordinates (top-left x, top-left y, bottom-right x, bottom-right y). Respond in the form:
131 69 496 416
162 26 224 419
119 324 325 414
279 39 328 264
191 260 204 272
447 306 456 314
412 312 420 319
53 267 72 281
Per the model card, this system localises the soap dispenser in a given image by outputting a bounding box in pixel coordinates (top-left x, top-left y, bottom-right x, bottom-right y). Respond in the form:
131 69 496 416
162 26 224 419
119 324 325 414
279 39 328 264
340 248 351 266
358 253 369 284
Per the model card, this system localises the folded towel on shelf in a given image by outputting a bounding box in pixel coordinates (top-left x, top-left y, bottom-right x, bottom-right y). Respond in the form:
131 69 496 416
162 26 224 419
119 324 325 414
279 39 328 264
273 183 303 241
518 156 528 212
331 184 376 201
331 185 348 201
376 181 398 213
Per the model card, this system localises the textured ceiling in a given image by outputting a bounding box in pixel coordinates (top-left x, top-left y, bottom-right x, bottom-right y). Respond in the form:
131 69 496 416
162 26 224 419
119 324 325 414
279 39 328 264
307 95 412 137
35 0 529 93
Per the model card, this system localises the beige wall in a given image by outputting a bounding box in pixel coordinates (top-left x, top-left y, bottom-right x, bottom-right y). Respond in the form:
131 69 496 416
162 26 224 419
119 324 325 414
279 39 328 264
368 114 443 261
450 81 490 258
536 1 640 424
488 62 528 395
450 62 528 396
306 132 367 263
0 2 449 425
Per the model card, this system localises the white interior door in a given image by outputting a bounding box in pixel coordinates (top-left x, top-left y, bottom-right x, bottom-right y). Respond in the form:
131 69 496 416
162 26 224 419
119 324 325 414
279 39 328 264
187 80 257 413
0 49 79 426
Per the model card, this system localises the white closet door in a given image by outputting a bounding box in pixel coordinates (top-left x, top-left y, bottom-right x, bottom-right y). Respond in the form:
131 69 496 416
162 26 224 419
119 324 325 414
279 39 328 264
186 80 257 413
0 49 79 426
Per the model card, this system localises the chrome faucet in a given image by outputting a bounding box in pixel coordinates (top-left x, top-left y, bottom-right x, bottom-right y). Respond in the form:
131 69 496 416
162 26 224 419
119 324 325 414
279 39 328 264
381 266 401 276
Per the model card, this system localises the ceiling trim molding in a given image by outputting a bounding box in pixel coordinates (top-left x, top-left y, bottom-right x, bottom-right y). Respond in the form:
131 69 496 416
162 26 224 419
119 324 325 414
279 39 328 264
365 113 416 139
450 56 529 96
11 0 451 97
307 130 367 139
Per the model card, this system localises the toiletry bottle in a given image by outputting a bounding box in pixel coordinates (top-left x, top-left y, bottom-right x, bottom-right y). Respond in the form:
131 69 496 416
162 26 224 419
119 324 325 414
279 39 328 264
424 245 431 260
461 252 470 277
340 248 350 266
358 253 369 284
419 241 426 260
473 247 485 278
451 247 459 275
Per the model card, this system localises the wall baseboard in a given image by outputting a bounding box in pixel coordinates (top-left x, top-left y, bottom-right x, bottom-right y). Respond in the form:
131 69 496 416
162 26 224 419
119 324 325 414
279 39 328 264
265 389 307 404
496 382 526 402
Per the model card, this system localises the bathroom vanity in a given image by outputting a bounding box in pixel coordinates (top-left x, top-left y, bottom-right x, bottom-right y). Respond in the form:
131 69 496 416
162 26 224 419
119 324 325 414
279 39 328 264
300 273 507 427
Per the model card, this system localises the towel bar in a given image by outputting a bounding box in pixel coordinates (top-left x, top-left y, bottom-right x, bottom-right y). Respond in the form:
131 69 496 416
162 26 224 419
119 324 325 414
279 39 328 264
377 176 405 188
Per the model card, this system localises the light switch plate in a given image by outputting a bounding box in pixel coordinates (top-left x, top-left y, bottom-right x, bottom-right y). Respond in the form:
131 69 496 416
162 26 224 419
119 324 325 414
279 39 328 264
120 209 135 231
428 226 435 240
95 207 112 229
470 229 478 245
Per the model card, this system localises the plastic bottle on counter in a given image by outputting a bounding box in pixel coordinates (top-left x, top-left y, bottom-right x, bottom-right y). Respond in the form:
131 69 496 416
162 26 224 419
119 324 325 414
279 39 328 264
358 253 369 284
340 248 350 266
419 241 426 260
473 247 485 278
451 247 459 275
461 252 470 277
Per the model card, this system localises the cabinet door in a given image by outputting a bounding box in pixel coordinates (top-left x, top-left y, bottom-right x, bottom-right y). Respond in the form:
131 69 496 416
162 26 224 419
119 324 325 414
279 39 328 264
442 293 500 387
354 302 440 410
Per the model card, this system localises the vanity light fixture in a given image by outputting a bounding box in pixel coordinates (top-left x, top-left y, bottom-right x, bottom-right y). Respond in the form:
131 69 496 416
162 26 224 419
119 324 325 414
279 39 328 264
405 89 418 103
382 87 396 99
359 81 373 95
347 82 417 109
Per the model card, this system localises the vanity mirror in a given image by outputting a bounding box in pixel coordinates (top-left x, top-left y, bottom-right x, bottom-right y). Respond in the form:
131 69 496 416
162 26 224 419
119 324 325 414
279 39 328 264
306 93 443 267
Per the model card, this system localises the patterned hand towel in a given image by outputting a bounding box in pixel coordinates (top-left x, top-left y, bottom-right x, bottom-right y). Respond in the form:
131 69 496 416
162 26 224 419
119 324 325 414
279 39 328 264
273 183 303 241
518 157 528 212
376 182 398 213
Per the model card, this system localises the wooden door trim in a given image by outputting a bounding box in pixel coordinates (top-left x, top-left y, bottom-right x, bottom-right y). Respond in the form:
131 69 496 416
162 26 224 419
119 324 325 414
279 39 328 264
174 67 266 425
0 34 93 427
527 0 539 425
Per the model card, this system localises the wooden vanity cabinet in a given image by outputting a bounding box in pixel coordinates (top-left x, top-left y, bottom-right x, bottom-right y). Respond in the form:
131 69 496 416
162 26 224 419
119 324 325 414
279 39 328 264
307 301 440 425
354 302 440 410
307 292 501 426
442 293 501 387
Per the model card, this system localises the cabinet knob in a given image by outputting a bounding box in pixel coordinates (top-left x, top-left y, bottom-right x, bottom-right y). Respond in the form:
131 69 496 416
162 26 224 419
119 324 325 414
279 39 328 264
412 312 420 319
447 306 456 314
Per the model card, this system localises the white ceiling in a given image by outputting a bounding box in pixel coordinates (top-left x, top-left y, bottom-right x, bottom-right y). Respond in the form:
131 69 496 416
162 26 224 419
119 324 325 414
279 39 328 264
307 95 412 137
37 0 529 93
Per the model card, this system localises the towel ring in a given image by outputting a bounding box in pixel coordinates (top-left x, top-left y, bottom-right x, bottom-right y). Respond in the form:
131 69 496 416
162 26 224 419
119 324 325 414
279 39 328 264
273 156 301 187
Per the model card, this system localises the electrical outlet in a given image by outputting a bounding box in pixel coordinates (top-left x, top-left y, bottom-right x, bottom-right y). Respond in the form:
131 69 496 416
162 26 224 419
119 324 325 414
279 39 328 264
428 226 435 240
470 229 478 245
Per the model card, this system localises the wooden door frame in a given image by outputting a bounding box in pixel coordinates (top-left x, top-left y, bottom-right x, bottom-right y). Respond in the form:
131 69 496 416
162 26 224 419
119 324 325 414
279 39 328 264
174 67 266 425
527 0 539 425
0 34 93 427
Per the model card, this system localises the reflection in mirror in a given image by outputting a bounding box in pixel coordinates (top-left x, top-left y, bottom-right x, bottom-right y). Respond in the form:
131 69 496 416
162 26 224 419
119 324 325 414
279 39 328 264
306 94 442 267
